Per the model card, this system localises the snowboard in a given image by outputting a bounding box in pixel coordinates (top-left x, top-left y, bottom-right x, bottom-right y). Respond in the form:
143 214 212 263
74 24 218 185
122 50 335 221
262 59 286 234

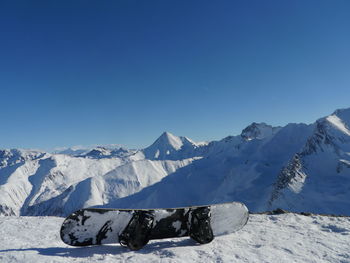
60 202 249 247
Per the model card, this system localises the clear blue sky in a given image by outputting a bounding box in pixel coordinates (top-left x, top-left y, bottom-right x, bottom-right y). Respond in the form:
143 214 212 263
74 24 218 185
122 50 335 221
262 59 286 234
1 0 350 150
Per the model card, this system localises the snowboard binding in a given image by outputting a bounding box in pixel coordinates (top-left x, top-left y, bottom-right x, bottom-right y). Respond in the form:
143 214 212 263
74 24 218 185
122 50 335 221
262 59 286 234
119 210 155 250
188 206 214 244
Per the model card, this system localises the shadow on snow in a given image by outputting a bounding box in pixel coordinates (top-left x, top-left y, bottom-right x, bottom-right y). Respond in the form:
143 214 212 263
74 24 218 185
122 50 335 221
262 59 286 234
0 239 198 258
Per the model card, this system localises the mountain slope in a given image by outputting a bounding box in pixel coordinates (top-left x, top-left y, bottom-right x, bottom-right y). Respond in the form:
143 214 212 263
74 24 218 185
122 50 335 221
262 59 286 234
0 153 129 216
105 123 313 211
26 158 197 216
269 108 350 215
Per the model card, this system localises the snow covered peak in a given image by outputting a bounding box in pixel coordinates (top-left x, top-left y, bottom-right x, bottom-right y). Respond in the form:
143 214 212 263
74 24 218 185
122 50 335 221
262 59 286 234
157 132 185 150
326 115 350 136
143 132 198 160
54 144 126 156
84 147 113 158
303 108 350 154
83 147 132 159
0 149 45 168
324 108 350 137
241 122 280 141
333 107 350 122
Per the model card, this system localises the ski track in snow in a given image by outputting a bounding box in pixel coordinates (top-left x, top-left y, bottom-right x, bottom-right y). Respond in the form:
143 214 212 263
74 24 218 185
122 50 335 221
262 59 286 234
0 214 349 263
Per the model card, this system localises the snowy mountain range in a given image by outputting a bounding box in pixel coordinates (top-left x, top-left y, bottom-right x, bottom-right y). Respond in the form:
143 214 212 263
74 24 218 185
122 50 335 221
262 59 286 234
1 108 350 216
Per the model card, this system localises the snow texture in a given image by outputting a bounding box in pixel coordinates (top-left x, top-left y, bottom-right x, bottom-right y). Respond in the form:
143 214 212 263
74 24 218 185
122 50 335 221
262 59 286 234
0 214 349 263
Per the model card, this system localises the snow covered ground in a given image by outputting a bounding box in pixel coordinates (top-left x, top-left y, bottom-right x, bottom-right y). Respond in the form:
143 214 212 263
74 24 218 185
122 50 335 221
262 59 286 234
1 214 349 263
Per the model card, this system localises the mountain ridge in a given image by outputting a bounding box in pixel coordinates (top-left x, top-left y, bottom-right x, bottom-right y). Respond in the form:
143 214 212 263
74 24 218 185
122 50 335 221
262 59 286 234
1 108 350 216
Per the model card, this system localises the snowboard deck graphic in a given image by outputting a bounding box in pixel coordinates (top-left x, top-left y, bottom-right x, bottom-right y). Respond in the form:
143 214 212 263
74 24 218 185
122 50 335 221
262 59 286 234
60 202 249 247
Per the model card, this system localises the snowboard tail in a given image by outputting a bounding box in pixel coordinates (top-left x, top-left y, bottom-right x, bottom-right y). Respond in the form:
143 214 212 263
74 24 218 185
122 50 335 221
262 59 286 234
60 202 249 247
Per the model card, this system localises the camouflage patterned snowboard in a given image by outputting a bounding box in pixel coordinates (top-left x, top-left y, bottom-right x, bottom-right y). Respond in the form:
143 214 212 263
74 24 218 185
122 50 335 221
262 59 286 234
60 202 249 247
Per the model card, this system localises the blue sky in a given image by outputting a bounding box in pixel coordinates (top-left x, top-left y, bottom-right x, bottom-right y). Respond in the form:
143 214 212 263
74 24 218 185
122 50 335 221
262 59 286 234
1 0 350 150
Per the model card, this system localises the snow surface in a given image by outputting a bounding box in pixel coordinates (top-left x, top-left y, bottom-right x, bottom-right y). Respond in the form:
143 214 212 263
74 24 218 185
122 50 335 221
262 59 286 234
1 214 349 263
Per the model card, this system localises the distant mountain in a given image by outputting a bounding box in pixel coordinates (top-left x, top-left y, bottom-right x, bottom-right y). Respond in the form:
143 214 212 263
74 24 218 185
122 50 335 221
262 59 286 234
0 149 45 168
53 146 91 156
143 132 200 160
241 122 281 141
81 147 138 159
53 144 127 157
1 108 350 216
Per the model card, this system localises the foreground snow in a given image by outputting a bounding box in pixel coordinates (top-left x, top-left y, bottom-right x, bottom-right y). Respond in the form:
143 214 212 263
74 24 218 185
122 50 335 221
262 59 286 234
0 214 349 263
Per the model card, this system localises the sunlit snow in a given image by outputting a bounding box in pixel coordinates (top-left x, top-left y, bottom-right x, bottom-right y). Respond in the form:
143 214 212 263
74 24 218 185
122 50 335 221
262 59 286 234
0 214 349 263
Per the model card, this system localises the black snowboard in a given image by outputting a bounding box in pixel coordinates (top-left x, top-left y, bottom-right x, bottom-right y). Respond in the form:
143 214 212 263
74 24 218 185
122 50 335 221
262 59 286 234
60 202 249 247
